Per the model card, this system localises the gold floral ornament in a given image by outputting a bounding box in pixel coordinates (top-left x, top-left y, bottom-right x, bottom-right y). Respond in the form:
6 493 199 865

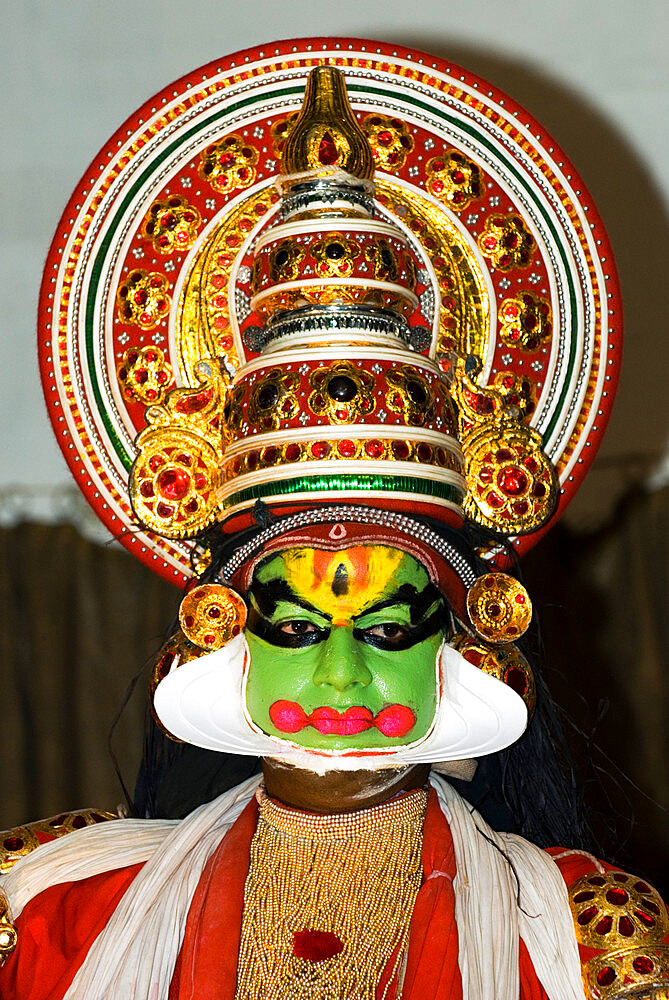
247 370 300 432
493 371 537 420
179 584 247 651
308 361 376 425
270 113 298 159
365 237 400 283
451 632 536 713
198 134 259 194
466 572 532 642
499 293 553 353
569 870 669 1000
129 361 226 538
362 113 414 171
426 151 484 212
478 214 535 270
267 240 306 283
116 270 171 329
385 366 437 427
116 346 174 405
451 356 558 534
311 234 362 278
142 195 202 255
281 66 374 180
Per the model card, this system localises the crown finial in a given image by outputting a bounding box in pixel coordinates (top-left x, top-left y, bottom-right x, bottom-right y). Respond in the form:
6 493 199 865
281 66 374 179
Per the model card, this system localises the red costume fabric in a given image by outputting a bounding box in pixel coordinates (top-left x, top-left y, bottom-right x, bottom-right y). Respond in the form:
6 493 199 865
0 790 624 1000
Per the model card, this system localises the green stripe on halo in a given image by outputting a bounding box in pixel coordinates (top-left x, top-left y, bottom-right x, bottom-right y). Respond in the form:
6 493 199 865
222 473 464 510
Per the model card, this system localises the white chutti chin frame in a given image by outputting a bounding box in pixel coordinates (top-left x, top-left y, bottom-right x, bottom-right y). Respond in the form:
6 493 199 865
153 634 528 773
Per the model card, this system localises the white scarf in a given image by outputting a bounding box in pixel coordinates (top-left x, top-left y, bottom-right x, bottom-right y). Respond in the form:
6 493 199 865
1 774 585 1000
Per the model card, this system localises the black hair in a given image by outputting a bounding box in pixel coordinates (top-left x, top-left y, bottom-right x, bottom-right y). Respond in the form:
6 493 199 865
133 504 595 853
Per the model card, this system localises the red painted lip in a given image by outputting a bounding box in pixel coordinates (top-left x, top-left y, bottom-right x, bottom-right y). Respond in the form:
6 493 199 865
269 701 416 738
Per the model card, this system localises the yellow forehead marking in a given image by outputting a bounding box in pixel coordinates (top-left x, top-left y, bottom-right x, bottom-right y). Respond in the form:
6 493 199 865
281 546 405 624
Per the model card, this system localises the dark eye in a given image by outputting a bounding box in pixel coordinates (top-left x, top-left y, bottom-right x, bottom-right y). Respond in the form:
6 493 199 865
364 623 408 642
279 620 320 636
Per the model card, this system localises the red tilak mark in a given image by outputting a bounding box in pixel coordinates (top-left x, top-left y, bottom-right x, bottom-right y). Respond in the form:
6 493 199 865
269 701 415 737
293 929 344 962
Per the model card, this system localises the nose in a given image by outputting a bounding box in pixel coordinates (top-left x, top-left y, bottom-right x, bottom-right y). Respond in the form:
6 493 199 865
311 626 373 692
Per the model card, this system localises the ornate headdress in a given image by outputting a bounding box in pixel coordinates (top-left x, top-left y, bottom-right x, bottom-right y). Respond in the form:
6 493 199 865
39 40 620 768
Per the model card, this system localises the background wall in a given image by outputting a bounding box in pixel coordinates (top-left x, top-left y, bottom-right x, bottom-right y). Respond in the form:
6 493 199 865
2 0 668 886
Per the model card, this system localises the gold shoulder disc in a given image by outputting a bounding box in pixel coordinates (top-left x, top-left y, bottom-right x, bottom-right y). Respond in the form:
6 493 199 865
569 868 669 999
0 809 117 873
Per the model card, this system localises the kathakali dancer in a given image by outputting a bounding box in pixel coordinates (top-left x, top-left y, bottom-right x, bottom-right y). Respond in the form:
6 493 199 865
1 39 667 1000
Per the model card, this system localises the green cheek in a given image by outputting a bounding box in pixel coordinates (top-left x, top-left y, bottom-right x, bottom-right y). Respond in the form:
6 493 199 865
244 629 441 750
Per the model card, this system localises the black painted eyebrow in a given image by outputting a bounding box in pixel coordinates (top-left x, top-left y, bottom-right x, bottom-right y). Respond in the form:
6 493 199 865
352 583 442 624
249 577 333 621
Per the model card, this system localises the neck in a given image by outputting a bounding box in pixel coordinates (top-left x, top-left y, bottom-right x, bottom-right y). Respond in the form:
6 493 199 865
261 758 430 813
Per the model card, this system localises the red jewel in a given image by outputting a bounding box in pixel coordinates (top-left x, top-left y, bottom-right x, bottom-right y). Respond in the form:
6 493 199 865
3 837 24 851
365 440 384 458
139 481 155 499
175 390 212 414
606 887 629 906
262 446 278 464
577 906 598 925
247 451 259 471
594 915 613 935
633 956 655 975
157 468 191 501
597 967 616 988
317 132 339 165
504 666 527 697
392 441 410 460
417 443 433 462
292 929 344 963
285 444 301 462
207 607 221 619
156 502 174 518
618 916 634 936
497 467 529 497
72 816 87 829
149 455 165 472
311 441 330 459
338 440 356 458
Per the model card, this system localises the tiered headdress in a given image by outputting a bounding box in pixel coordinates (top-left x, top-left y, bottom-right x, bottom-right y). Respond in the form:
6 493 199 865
39 40 620 766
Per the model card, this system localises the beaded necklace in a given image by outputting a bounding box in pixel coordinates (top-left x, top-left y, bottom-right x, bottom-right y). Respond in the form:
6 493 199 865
234 786 428 1000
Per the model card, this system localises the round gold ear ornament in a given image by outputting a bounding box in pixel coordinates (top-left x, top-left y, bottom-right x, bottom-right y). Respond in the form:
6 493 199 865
451 632 536 714
466 572 532 643
178 584 247 650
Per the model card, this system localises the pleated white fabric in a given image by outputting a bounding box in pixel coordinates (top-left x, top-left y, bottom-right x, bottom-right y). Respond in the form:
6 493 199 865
1 773 587 1000
431 776 586 1000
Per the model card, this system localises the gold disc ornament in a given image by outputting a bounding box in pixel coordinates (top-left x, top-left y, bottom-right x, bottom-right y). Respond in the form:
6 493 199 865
178 584 247 650
466 573 532 643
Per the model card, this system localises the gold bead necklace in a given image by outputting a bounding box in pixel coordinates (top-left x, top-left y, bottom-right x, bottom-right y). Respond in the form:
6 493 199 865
234 786 427 1000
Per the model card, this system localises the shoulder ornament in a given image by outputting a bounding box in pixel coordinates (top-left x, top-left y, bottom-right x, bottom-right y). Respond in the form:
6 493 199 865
0 809 117 873
569 868 669 999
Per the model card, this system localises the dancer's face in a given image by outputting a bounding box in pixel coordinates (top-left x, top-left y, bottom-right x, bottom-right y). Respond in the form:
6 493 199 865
244 545 444 750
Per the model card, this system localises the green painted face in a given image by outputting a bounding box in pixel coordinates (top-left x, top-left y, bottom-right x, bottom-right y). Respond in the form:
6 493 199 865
244 545 444 750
